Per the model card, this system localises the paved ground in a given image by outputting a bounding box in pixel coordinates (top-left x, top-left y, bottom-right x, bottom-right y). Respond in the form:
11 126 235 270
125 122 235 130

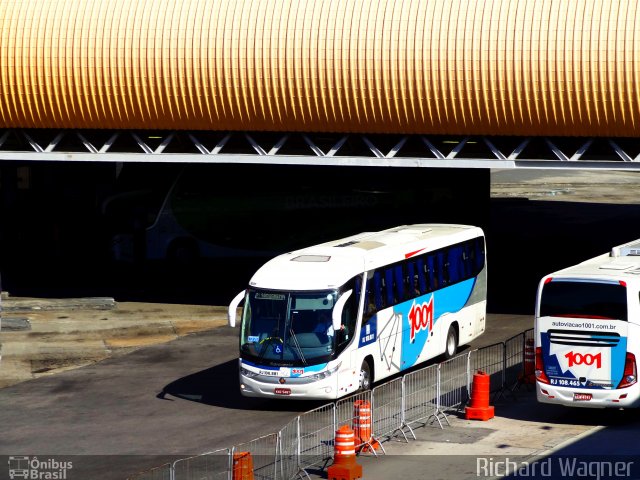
332 392 640 480
0 309 534 479
329 394 596 480
3 306 634 480
0 296 227 388
491 169 640 204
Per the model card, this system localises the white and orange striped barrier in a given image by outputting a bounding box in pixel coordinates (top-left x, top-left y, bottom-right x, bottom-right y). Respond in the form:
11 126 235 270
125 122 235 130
352 400 381 454
327 425 363 480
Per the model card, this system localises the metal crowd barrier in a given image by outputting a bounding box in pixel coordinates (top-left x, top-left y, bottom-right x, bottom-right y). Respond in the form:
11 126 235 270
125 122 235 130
127 463 172 480
372 377 403 442
232 433 279 480
298 402 335 473
127 328 534 480
438 353 471 416
172 448 230 480
402 363 439 433
276 417 301 480
470 342 505 396
503 332 527 396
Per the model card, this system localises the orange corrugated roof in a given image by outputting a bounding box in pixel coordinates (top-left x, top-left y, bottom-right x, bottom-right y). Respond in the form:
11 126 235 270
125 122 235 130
0 0 638 136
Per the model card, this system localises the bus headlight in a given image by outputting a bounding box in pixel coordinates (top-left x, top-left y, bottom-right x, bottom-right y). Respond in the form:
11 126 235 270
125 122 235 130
312 363 341 381
240 366 259 378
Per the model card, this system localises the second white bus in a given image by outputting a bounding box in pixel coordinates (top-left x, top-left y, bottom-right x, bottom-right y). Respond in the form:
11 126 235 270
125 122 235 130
535 237 640 408
228 224 487 400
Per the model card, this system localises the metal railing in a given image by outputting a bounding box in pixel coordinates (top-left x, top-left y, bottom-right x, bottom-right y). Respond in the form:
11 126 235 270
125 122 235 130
127 463 172 480
232 433 279 480
298 402 335 473
172 449 230 480
402 363 439 434
372 377 403 442
127 328 533 480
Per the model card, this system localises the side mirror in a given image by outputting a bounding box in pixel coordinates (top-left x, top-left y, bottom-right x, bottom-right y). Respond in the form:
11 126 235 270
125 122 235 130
332 290 352 331
228 290 246 327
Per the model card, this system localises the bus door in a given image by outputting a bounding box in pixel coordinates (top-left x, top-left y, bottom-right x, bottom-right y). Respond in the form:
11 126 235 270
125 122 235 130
359 269 402 373
537 278 630 391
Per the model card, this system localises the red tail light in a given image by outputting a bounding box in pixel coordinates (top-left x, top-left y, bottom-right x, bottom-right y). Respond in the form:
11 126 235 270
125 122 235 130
617 353 637 389
535 346 549 384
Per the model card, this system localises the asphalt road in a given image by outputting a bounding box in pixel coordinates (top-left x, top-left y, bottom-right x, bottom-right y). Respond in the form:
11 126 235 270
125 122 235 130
0 313 532 479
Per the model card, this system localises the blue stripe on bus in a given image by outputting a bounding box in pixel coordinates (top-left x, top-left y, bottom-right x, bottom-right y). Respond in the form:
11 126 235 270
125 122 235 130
398 277 476 370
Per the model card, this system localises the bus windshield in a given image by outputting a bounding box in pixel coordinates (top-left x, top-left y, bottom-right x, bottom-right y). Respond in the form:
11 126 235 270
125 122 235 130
240 289 340 367
540 280 628 321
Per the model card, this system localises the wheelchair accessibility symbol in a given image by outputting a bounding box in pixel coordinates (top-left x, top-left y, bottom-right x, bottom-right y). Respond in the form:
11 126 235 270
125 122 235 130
273 344 282 355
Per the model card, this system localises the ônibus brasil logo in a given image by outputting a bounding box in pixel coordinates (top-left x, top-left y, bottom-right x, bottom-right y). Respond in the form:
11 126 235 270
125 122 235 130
408 297 434 343
8 456 73 479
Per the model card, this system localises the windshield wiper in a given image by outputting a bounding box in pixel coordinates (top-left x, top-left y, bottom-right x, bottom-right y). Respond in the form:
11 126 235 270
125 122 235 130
288 328 308 366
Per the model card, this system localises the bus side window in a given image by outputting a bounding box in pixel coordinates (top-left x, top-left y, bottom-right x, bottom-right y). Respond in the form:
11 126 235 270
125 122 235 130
462 241 472 278
427 254 436 290
394 264 405 302
354 275 363 314
474 237 485 273
417 257 427 294
436 251 445 287
469 239 479 276
340 280 358 344
363 271 377 321
385 268 395 306
442 248 451 285
448 245 463 284
406 260 417 298
373 270 384 311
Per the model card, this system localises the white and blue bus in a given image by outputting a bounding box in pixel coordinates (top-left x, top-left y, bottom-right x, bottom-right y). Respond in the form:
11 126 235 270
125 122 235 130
535 238 640 408
228 224 487 400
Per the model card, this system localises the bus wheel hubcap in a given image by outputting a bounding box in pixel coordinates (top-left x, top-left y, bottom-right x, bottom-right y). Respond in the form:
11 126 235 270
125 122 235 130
360 368 369 389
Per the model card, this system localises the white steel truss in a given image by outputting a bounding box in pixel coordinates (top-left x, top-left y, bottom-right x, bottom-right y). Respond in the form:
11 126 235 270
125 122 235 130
1 129 640 169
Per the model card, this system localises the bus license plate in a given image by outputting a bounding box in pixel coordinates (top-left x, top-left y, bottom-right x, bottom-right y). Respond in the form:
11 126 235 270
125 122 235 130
274 388 291 396
573 393 592 402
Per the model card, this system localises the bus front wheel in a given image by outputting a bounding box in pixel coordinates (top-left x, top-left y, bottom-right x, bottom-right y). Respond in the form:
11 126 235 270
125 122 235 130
444 325 458 360
359 361 372 391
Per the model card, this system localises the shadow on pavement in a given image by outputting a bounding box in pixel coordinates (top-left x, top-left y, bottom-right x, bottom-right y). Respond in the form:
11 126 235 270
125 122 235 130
496 394 640 478
481 388 640 428
158 359 326 413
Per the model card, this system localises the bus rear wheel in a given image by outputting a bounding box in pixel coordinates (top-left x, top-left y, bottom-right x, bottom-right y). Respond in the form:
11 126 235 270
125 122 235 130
359 361 372 391
444 325 458 360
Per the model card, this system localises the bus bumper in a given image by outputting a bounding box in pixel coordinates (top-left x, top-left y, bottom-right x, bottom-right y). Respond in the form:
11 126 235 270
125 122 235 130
536 381 640 408
239 373 339 400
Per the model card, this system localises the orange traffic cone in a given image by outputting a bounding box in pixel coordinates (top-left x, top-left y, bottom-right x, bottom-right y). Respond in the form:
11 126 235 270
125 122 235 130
352 400 380 453
232 451 254 480
327 425 363 480
465 370 495 421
